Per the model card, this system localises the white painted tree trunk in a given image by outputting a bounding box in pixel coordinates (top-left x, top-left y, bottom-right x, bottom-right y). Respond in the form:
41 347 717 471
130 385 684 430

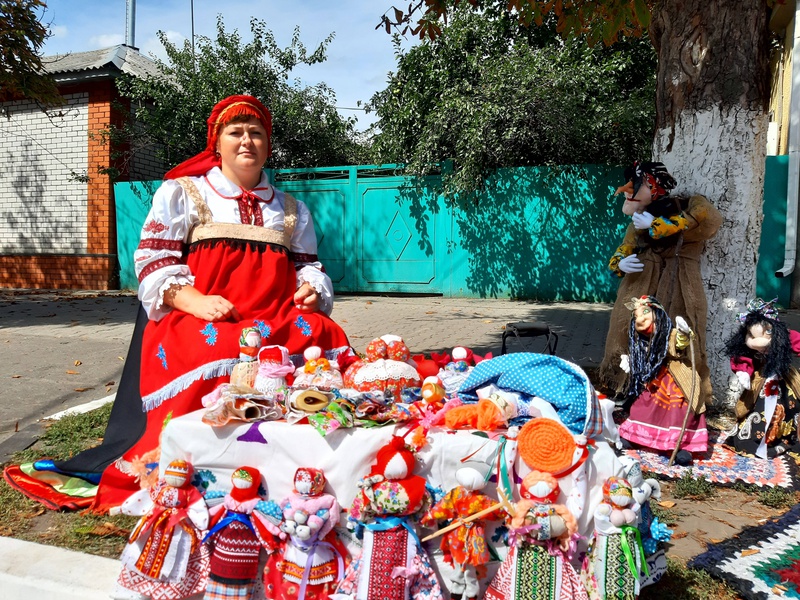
654 106 768 410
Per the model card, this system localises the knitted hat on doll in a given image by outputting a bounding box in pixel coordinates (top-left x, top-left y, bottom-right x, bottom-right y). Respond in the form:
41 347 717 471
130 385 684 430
229 466 261 503
517 417 589 477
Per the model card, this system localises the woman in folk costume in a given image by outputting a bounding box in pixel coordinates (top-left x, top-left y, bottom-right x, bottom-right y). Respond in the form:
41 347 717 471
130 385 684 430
616 296 708 465
263 467 347 600
20 95 350 512
333 436 443 600
581 477 647 600
724 298 800 458
598 161 721 408
485 471 588 600
114 459 210 599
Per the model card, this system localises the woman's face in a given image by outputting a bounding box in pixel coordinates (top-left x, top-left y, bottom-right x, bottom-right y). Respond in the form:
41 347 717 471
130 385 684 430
633 304 655 336
216 117 269 185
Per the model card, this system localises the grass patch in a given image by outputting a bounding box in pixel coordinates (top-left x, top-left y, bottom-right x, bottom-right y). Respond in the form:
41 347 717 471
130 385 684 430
0 403 138 559
757 486 798 509
640 557 739 600
672 470 716 500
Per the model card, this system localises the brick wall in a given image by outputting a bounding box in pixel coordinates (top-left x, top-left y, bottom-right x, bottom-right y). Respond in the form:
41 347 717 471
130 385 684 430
0 82 121 290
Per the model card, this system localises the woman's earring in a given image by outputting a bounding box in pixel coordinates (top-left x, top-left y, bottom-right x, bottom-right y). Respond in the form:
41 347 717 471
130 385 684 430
214 151 221 159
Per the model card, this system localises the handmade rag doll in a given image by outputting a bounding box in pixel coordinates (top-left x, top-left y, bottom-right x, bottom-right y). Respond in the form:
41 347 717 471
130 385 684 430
114 459 210 599
253 345 295 399
582 477 647 600
333 436 443 600
616 296 708 464
264 467 345 600
485 471 587 600
230 327 264 388
203 466 281 599
599 161 721 409
420 460 502 600
343 335 421 396
724 298 800 458
292 346 345 392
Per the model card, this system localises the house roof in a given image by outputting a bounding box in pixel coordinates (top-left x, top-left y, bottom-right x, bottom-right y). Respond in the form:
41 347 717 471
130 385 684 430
42 45 162 84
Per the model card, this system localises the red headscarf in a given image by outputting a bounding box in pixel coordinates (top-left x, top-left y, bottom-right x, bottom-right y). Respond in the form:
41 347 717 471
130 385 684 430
164 94 273 180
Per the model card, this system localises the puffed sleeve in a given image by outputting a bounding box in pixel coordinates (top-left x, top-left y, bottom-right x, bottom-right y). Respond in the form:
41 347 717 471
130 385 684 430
134 179 196 321
292 200 334 315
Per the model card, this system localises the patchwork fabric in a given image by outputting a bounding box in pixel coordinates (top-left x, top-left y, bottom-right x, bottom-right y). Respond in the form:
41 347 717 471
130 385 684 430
623 435 800 489
689 504 800 600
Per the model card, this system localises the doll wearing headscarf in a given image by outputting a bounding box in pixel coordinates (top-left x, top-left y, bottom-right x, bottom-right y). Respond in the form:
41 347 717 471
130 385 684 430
203 466 281 600
724 298 800 458
113 459 210 599
616 296 708 463
485 471 587 600
599 162 721 410
581 477 647 600
263 467 346 600
420 460 502 600
332 436 443 600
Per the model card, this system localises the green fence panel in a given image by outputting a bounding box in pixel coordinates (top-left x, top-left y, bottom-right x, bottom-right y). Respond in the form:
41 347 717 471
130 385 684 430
757 155 792 306
113 180 160 290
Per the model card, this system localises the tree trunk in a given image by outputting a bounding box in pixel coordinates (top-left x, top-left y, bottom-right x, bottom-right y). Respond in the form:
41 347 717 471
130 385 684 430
650 0 772 414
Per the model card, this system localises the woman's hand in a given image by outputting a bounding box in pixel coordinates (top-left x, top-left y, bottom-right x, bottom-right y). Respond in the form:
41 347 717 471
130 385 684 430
294 283 320 314
164 284 241 322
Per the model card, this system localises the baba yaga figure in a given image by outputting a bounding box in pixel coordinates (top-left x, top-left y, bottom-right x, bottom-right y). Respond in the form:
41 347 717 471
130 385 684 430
333 436 443 600
264 467 345 600
485 471 587 600
203 466 281 600
114 459 210 599
582 477 647 600
420 459 502 600
724 298 800 459
616 296 708 464
599 162 721 410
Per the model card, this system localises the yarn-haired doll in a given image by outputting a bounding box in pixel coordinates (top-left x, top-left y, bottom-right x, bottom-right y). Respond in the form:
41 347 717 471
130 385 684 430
724 298 800 458
617 296 708 465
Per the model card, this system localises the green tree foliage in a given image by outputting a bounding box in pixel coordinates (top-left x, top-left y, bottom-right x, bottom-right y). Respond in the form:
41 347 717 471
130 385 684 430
0 0 61 105
369 7 655 197
111 16 368 176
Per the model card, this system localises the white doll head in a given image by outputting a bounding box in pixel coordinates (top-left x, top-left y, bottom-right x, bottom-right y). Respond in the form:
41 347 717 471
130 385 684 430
455 460 491 492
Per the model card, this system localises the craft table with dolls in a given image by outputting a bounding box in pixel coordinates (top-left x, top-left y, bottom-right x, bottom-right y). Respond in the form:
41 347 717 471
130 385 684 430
149 340 636 599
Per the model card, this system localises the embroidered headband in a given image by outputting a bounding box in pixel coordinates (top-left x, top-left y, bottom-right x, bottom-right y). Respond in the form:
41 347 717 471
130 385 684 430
737 297 780 323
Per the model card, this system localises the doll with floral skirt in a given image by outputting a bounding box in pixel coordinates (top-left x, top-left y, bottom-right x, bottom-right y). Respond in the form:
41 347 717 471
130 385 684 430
203 466 282 600
582 477 647 600
724 298 800 458
332 436 443 600
485 471 587 600
263 467 347 600
617 296 707 465
420 459 502 600
113 459 210 599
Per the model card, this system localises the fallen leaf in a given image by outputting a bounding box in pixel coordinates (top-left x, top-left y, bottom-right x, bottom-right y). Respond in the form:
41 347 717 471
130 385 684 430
483 319 493 323
74 387 94 392
117 356 125 361
0 526 11 536
77 522 130 537
104 381 116 386
14 421 18 432
23 506 46 518
741 548 761 557
710 538 724 544
425 311 435 314
671 531 688 539
65 370 79 375
365 301 373 305
106 387 112 392
11 375 21 379
74 360 82 366
658 500 676 508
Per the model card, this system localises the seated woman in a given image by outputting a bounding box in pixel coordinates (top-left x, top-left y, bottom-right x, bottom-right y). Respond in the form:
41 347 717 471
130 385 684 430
11 95 351 512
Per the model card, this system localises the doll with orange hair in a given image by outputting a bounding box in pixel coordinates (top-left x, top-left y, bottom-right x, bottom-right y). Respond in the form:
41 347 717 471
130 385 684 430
581 476 646 600
485 470 587 600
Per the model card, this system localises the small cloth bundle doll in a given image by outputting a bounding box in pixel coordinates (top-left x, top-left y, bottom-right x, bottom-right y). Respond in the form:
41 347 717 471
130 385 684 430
203 466 282 600
114 459 210 599
582 476 647 600
343 335 421 396
485 471 587 600
617 296 708 465
293 346 344 391
254 345 295 399
230 326 264 388
420 459 502 600
724 298 800 458
264 467 345 600
438 347 474 395
333 435 443 600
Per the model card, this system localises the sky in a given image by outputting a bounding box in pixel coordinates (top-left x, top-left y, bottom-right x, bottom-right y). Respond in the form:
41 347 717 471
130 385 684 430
40 0 414 130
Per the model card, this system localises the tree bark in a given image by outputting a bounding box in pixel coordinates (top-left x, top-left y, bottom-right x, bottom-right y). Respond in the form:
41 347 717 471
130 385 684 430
650 0 772 413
